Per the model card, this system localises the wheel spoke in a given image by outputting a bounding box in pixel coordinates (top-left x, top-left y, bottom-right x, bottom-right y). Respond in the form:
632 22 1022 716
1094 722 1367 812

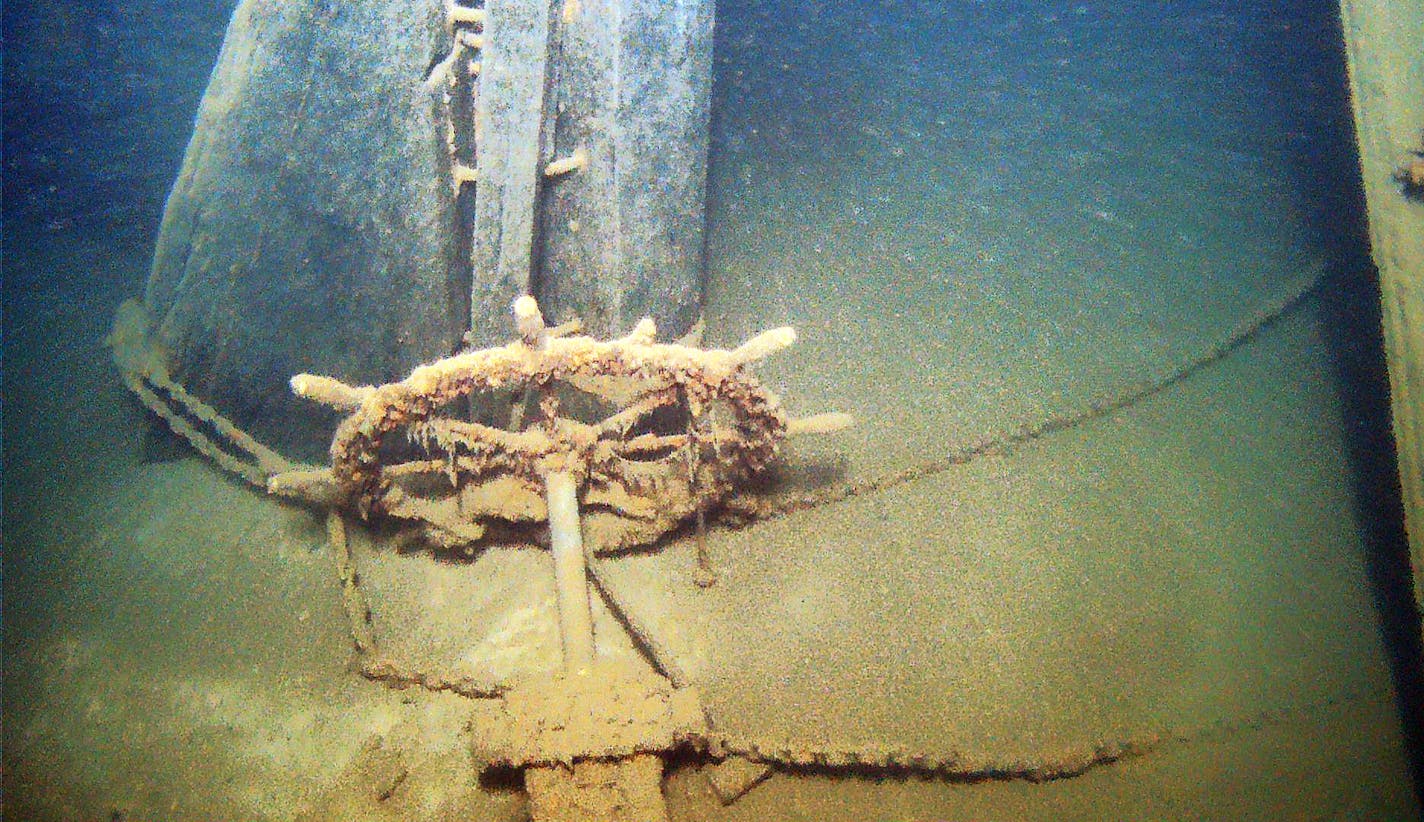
594 389 680 438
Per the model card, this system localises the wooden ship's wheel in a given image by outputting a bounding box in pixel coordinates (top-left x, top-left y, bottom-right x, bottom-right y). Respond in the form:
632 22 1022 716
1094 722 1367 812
269 296 847 561
263 296 850 820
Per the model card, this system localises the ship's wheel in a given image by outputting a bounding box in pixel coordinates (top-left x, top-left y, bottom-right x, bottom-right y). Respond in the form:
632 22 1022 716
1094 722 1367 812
273 296 834 558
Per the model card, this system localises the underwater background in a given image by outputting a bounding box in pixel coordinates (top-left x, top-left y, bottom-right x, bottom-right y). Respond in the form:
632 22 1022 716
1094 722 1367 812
4 0 1421 819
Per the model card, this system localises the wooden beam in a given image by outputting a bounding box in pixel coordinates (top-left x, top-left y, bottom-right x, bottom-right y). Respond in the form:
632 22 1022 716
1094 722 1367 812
469 0 561 342
1339 0 1424 618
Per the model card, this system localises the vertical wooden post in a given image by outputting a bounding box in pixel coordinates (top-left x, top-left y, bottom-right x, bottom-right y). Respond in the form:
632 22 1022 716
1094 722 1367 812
467 0 715 344
1338 0 1424 620
469 0 562 343
538 0 715 339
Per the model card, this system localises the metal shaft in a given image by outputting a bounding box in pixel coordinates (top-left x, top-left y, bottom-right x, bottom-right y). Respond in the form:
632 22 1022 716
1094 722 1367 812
546 470 595 673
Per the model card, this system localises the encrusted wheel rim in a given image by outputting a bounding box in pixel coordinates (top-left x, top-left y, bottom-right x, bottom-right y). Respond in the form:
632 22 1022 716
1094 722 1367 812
319 306 791 553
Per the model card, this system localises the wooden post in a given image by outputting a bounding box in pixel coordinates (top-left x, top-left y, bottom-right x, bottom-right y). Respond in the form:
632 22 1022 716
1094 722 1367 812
469 0 562 342
468 0 715 344
537 0 715 339
1338 0 1424 620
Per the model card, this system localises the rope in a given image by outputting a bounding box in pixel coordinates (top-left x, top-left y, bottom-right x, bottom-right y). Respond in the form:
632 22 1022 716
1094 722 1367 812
726 264 1326 524
701 682 1389 782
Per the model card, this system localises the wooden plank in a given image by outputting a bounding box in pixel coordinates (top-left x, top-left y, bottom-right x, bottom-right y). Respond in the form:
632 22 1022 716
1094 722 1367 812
537 0 715 338
1338 0 1424 617
469 0 561 344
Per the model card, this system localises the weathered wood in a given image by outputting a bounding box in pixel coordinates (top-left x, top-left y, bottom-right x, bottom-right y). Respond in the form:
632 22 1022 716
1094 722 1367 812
468 0 714 343
137 0 716 458
536 0 714 338
468 0 562 345
1338 0 1424 619
142 0 462 459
